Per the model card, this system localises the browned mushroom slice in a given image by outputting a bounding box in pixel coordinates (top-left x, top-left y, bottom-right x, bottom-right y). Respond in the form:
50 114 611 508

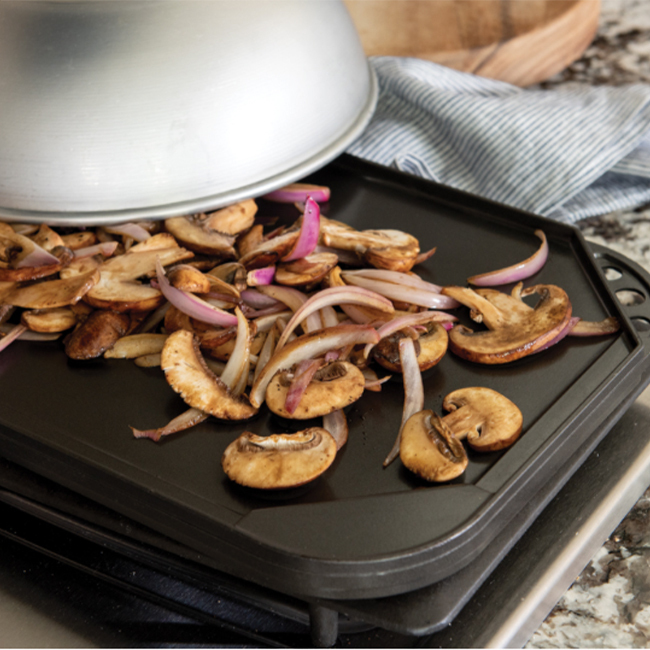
237 224 265 258
161 328 257 420
104 333 168 359
274 252 338 287
76 234 193 312
372 322 448 372
2 269 100 310
21 307 78 333
221 428 337 489
0 244 73 282
204 327 262 361
442 387 523 452
400 410 468 482
31 224 66 251
238 228 300 270
64 310 131 360
208 262 248 292
320 217 420 273
166 264 212 294
164 215 237 258
61 230 98 251
201 199 257 236
265 360 365 419
441 284 572 364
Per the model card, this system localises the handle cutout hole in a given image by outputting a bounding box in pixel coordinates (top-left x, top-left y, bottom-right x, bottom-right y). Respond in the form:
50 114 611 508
604 267 623 281
616 289 646 306
631 317 650 332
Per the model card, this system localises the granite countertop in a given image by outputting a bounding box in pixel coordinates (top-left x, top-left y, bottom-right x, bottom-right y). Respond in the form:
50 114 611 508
526 1 650 647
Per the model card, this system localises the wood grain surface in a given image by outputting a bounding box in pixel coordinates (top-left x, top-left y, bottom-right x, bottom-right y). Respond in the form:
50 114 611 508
344 0 601 86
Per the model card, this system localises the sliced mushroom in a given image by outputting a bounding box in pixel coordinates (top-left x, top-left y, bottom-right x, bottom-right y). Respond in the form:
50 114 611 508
160 328 257 420
61 230 98 251
442 387 523 452
372 322 448 372
64 310 131 360
21 307 78 333
0 238 73 282
1 269 100 310
164 215 237 258
274 252 338 287
207 262 248 292
167 264 212 294
204 327 263 361
201 199 257 236
103 333 168 359
221 428 337 489
319 217 420 273
441 284 572 364
238 227 301 269
265 360 366 419
31 224 66 251
237 224 265 258
400 410 468 482
67 234 193 312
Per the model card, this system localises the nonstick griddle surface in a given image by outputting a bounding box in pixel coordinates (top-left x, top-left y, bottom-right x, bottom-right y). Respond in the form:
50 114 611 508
0 155 646 601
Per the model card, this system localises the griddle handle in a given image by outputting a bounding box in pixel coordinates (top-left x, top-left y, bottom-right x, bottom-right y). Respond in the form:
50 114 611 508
309 603 339 647
590 243 650 348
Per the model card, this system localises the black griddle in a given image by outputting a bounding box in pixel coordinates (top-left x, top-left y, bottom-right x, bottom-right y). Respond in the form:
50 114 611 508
0 155 649 612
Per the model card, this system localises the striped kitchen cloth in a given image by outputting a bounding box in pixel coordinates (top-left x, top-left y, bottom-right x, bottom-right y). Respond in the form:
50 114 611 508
347 57 650 223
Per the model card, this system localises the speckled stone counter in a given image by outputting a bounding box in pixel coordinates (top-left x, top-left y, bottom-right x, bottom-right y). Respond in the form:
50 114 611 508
526 1 650 646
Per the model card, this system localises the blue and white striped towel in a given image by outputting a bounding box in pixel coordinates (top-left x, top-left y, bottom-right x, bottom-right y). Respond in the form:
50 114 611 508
347 57 650 223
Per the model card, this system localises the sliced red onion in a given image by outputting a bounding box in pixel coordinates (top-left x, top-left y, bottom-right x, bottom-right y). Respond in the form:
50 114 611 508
0 323 28 353
284 358 325 415
256 284 321 332
323 409 348 450
0 323 60 342
342 268 443 293
281 196 320 262
413 246 437 266
569 316 620 336
240 302 289 319
219 307 251 391
131 407 208 442
363 310 456 358
342 273 459 310
262 183 331 204
155 258 238 328
203 292 239 307
74 241 119 259
340 304 381 324
240 289 281 309
105 222 152 242
256 284 307 311
249 324 380 408
247 265 276 286
275 285 394 351
253 326 277 382
320 305 340 329
537 316 580 352
468 230 548 286
364 375 391 392
253 310 292 333
383 337 424 467
232 355 251 396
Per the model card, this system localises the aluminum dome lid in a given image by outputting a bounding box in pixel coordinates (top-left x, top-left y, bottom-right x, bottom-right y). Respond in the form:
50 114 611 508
0 0 377 225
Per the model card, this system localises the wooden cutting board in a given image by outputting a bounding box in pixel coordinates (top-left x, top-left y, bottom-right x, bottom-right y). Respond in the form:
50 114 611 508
344 0 600 87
